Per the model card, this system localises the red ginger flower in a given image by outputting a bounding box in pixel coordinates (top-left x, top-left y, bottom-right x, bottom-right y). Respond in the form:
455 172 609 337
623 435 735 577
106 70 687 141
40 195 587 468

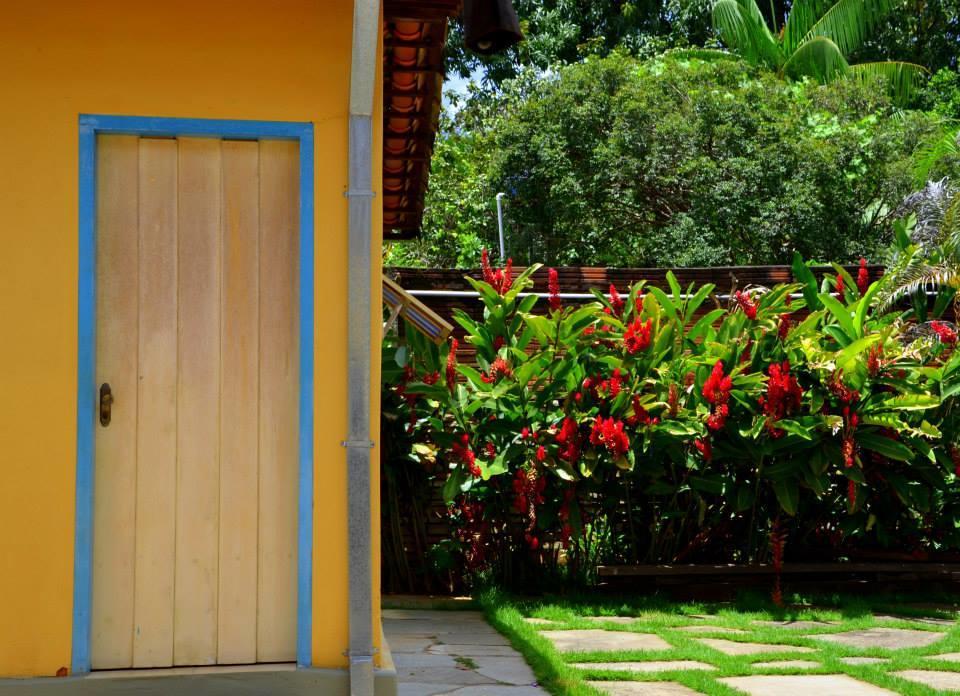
590 417 631 458
733 290 757 320
857 258 869 295
446 338 459 392
706 403 730 431
548 268 562 312
931 321 958 344
778 313 793 340
867 344 882 377
480 248 513 295
451 433 480 478
555 417 582 464
694 438 712 461
703 361 732 406
758 361 803 437
481 357 514 383
624 317 653 354
835 274 845 298
608 284 625 316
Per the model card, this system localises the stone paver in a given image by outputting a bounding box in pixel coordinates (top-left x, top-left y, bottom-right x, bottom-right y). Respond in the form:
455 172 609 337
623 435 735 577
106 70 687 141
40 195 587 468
808 627 945 650
752 660 820 669
675 625 747 634
541 629 672 653
472 656 537 685
570 660 716 673
718 674 897 695
894 669 960 691
840 657 891 666
927 652 960 662
696 638 815 656
587 681 704 695
584 616 641 625
752 620 837 629
385 609 542 695
873 614 954 626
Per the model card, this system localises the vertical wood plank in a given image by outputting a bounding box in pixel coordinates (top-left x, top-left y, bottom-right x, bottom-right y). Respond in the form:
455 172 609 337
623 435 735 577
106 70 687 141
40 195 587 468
92 135 140 670
133 138 178 668
256 140 300 662
173 138 221 666
218 140 260 664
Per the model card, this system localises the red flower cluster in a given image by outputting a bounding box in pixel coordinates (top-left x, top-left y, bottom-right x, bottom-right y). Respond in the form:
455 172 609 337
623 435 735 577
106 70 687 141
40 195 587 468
702 360 733 433
608 284 625 316
931 321 958 344
624 317 653 354
694 438 712 461
667 383 680 417
857 258 869 295
590 417 630 458
548 268 562 312
451 433 481 478
778 313 793 341
446 338 458 392
512 466 546 516
829 371 861 470
626 395 659 427
867 344 883 377
733 290 757 320
835 274 845 298
481 357 514 383
480 248 513 295
556 417 582 464
758 361 803 438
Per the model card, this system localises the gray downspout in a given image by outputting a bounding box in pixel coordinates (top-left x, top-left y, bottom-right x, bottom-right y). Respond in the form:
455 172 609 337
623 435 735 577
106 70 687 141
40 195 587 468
346 1 380 695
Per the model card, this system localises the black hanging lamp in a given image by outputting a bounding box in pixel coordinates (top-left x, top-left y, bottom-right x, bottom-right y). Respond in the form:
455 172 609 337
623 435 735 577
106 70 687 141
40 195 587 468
463 0 523 55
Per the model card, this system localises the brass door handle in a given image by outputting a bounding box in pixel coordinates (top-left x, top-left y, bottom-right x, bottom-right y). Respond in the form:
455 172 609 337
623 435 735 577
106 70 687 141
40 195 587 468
99 383 113 427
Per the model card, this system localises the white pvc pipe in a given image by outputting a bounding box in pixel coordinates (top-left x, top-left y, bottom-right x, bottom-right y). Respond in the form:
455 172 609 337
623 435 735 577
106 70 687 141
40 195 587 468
495 192 506 261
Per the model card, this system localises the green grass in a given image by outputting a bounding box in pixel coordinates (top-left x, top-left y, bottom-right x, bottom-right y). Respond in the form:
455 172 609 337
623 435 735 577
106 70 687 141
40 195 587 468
477 589 960 695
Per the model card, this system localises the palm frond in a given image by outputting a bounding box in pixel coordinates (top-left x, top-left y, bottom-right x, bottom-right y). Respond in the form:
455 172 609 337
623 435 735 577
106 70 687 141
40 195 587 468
712 0 783 69
939 188 960 257
802 0 898 58
876 258 958 312
782 0 834 54
914 125 960 185
848 61 929 104
782 35 850 82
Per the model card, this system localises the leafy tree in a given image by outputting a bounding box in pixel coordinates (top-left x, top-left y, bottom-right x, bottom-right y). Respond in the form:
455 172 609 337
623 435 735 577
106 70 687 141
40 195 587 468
856 0 960 74
412 54 942 268
710 0 928 100
445 0 716 88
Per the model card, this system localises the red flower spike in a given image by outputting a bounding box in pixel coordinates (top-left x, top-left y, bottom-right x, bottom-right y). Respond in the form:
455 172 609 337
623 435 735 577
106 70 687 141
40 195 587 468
608 284 625 316
624 317 653 354
548 268 562 312
479 248 514 295
591 417 631 458
556 417 582 464
480 248 495 285
778 313 793 341
480 357 514 384
694 438 712 461
702 361 732 406
760 361 803 438
733 290 758 320
835 274 845 298
446 338 459 392
857 258 869 295
535 445 546 462
867 344 882 377
931 321 958 344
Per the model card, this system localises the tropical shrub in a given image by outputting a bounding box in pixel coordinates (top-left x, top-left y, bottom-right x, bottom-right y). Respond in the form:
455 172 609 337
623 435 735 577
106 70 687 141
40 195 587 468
383 256 960 589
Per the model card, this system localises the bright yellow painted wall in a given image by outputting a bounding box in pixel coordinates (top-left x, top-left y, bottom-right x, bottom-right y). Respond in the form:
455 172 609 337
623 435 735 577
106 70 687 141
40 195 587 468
0 0 381 677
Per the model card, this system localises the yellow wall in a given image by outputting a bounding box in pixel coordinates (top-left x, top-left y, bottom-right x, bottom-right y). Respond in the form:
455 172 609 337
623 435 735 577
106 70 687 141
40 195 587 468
0 0 382 676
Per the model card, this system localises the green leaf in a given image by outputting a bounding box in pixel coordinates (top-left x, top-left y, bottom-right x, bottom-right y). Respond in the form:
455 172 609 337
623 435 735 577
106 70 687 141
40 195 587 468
819 292 855 338
857 431 914 461
773 479 799 515
879 394 940 411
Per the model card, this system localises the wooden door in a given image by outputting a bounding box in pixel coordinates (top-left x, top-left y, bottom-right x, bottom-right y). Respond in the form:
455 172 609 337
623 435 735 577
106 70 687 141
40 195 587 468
91 135 300 669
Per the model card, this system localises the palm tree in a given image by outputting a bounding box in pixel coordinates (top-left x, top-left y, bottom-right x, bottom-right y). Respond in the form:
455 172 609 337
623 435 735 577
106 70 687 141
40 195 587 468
711 0 928 101
877 178 960 313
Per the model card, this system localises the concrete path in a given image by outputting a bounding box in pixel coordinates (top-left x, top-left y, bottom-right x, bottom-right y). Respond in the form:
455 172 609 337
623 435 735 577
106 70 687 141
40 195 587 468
383 609 542 696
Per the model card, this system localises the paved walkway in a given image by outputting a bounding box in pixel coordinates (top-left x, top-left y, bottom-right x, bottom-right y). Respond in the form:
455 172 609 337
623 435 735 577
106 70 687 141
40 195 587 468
384 608 543 696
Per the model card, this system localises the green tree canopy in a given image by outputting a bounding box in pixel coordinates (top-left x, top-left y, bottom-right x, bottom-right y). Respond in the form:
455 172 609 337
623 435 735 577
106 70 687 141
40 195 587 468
390 54 951 269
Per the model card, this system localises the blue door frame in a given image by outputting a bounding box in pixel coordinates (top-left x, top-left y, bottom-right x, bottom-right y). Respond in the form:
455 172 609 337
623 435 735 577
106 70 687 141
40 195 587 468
73 114 315 673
